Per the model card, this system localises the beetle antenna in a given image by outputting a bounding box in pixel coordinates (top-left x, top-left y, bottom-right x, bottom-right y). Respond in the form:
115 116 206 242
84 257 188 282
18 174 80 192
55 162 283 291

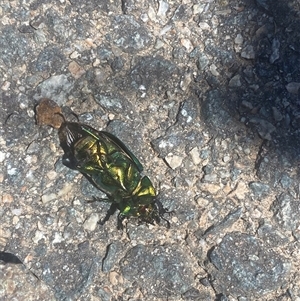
161 215 171 228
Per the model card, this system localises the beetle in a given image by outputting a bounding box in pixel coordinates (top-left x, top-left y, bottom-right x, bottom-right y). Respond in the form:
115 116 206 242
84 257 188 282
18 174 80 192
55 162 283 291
58 120 170 229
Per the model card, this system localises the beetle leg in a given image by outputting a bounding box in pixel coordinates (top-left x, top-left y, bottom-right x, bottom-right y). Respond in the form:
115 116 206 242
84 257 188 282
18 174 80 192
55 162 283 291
86 197 110 203
98 203 118 225
117 213 126 230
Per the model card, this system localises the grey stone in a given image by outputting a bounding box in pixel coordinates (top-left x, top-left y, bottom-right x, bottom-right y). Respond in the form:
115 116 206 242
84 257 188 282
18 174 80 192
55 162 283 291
271 193 300 233
209 232 290 297
241 45 255 59
110 15 152 53
249 181 270 198
34 75 73 106
120 245 194 297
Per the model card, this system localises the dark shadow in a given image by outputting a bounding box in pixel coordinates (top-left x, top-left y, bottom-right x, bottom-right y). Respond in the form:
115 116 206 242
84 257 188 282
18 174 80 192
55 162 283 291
198 0 300 183
0 251 23 264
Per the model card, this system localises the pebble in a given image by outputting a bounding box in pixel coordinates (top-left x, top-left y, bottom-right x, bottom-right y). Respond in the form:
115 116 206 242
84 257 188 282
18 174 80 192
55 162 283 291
269 38 280 64
210 64 219 76
11 208 22 216
2 193 14 203
57 183 73 197
203 174 218 182
157 0 169 18
1 81 11 91
41 193 57 204
241 100 253 110
223 155 231 163
241 45 255 59
199 22 210 31
83 213 99 231
189 147 201 165
32 230 45 244
285 82 300 94
46 171 58 181
69 51 80 59
34 74 73 106
52 232 64 244
180 72 192 91
154 39 165 49
7 166 18 176
272 107 283 122
234 34 243 45
109 271 123 286
199 183 221 195
181 38 193 53
68 61 85 79
249 181 270 198
140 13 148 23
231 182 248 200
148 6 157 21
165 153 183 169
159 24 172 36
244 148 251 155
193 4 205 14
229 74 242 87
0 151 6 162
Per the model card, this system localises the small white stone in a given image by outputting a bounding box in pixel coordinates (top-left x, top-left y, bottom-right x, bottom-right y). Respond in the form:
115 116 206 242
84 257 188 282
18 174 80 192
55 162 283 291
159 24 172 36
148 6 157 21
52 232 64 244
83 213 99 231
203 174 217 182
181 39 193 53
140 13 149 22
199 183 220 195
190 147 201 165
11 208 22 216
251 208 262 219
223 155 231 163
47 171 58 180
32 230 45 244
93 58 100 67
232 182 248 200
57 183 73 197
159 140 173 149
234 34 243 45
70 51 80 59
193 4 205 14
157 0 169 18
210 64 219 76
199 22 210 31
154 39 165 49
7 166 17 175
41 193 57 203
244 148 251 155
0 151 5 163
180 72 192 91
1 81 11 91
165 153 183 170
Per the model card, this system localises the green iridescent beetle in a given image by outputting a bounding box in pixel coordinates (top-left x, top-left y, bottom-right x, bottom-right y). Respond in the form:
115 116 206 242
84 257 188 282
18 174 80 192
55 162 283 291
58 121 170 229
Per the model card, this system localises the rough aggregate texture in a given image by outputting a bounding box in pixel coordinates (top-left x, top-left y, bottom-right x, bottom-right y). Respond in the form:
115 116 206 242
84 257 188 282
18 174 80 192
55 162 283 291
1 0 300 300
